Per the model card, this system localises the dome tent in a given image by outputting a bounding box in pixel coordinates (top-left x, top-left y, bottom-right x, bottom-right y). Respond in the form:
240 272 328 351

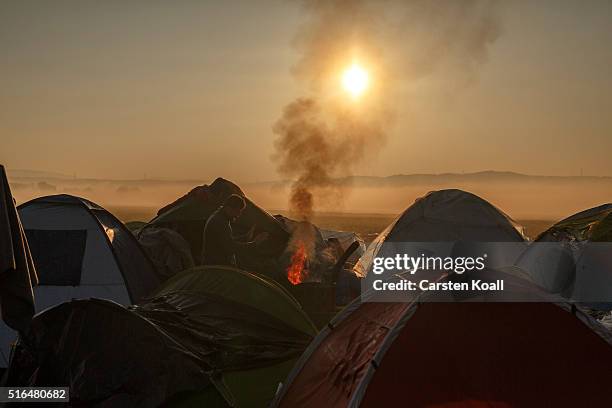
18 194 160 306
148 266 317 408
0 194 160 367
273 199 611 407
516 203 612 310
355 189 527 276
6 266 317 408
272 271 612 407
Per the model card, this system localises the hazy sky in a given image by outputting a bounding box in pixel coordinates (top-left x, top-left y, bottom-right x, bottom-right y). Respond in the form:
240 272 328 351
1 0 611 181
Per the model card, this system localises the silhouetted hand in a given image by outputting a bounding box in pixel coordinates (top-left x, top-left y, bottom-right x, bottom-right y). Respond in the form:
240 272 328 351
246 225 256 239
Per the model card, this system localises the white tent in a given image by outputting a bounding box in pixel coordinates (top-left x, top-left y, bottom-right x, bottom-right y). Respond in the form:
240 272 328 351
355 189 527 276
0 195 160 366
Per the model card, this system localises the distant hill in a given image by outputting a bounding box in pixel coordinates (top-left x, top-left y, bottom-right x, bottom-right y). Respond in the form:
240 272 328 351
6 169 610 186
250 171 612 188
6 168 72 179
340 171 612 187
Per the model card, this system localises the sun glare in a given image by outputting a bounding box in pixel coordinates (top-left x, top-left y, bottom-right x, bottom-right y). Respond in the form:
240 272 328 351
342 64 369 98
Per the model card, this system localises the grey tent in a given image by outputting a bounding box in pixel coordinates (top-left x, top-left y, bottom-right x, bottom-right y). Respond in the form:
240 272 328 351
355 189 527 276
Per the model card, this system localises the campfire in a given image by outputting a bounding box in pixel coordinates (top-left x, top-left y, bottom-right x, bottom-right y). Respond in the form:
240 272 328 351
287 241 308 285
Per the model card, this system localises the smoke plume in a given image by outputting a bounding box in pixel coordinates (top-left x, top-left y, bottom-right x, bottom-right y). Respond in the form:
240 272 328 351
273 97 387 220
274 0 502 220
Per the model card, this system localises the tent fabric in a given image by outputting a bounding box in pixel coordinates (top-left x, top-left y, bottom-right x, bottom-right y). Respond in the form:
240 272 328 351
355 189 527 276
135 226 195 281
377 189 526 242
516 203 612 309
7 266 317 408
150 266 317 339
272 271 612 408
601 311 612 330
541 203 612 242
92 207 161 300
0 165 37 336
155 178 244 222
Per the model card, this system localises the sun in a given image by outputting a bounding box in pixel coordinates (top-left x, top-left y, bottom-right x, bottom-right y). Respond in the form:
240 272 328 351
341 64 369 98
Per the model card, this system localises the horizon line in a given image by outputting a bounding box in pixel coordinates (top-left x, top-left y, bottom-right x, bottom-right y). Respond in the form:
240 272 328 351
5 168 612 184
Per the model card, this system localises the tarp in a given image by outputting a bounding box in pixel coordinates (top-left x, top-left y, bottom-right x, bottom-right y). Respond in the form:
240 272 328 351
0 165 37 334
6 266 317 408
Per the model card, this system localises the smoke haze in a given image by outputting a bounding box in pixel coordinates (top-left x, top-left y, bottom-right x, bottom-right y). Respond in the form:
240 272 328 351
274 0 502 220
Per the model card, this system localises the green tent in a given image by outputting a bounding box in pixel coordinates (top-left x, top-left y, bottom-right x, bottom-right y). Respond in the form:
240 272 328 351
154 266 317 407
543 203 612 242
7 266 317 408
516 203 612 310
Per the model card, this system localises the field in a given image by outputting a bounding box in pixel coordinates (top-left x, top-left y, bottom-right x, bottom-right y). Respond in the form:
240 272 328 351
108 205 553 241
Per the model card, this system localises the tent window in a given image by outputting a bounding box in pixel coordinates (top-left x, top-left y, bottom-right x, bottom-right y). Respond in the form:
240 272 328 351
25 229 87 286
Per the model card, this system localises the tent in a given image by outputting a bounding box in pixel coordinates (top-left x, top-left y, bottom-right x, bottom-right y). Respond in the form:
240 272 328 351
516 203 612 310
272 270 612 407
355 189 527 276
135 226 195 281
0 194 160 367
149 266 318 408
0 165 37 368
147 179 362 291
6 266 317 408
0 165 37 332
148 178 290 268
18 194 160 306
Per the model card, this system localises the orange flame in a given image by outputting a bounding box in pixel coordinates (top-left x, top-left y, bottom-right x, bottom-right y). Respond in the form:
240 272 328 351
287 241 308 285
